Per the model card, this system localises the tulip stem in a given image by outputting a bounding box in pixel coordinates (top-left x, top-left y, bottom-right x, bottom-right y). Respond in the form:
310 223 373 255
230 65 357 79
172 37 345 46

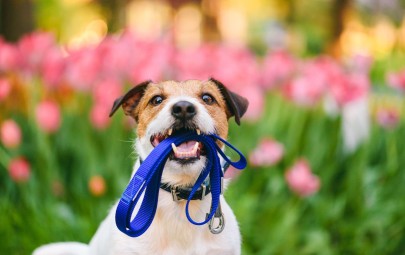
0 146 11 168
387 132 398 176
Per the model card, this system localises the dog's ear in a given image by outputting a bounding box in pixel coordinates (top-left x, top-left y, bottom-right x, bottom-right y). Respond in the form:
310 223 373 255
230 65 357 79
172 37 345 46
210 78 249 125
109 80 151 120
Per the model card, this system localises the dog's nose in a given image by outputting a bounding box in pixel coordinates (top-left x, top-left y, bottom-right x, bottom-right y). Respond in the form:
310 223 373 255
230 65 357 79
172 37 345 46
172 101 196 120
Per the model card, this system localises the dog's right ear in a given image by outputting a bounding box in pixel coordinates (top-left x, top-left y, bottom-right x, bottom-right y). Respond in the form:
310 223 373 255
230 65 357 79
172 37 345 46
109 80 151 120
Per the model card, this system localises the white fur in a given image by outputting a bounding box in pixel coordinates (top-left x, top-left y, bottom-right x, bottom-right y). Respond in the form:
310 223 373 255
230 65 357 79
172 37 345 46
33 242 89 255
33 96 241 255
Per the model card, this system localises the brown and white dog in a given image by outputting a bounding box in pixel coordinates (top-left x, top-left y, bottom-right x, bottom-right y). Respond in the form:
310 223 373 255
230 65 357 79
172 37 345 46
33 79 248 255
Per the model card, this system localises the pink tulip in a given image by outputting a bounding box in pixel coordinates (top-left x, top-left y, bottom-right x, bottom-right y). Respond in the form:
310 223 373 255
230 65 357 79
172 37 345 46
174 44 261 93
238 86 264 121
0 40 21 71
387 70 405 91
211 46 261 91
313 56 342 78
65 47 101 91
330 73 369 106
376 107 400 129
41 47 66 87
283 56 343 107
285 159 320 197
261 50 296 90
18 32 56 74
8 157 31 183
304 56 342 88
128 40 172 84
284 75 325 107
96 37 129 80
0 119 22 148
97 32 171 83
93 78 122 107
35 100 61 133
249 138 284 167
90 103 110 130
175 44 264 120
0 78 11 101
97 35 134 81
173 44 214 81
348 54 373 74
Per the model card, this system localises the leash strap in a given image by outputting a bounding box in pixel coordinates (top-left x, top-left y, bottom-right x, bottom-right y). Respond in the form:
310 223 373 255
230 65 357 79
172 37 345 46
115 132 246 237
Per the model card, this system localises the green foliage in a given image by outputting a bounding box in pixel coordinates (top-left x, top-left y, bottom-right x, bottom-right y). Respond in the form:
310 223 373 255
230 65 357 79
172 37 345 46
226 94 405 255
0 97 134 254
1 92 405 255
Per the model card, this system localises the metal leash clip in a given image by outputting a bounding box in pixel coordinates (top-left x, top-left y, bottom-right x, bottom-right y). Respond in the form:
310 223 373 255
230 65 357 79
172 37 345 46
207 201 225 234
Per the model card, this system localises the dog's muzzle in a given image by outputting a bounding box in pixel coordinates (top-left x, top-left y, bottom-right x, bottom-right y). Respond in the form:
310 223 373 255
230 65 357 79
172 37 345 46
148 100 202 164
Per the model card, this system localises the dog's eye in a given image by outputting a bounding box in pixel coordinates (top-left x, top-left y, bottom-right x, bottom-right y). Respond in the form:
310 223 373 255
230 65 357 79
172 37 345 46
202 94 214 105
150 96 164 106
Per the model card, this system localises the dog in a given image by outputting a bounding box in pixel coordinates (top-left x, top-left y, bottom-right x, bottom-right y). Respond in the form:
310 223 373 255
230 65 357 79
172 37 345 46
33 78 248 255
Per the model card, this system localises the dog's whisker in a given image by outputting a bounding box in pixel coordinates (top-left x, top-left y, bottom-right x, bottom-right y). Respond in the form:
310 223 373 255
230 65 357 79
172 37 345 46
118 139 136 144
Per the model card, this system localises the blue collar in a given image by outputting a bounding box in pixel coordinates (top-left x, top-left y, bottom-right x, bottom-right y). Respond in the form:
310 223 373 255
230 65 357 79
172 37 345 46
115 132 246 237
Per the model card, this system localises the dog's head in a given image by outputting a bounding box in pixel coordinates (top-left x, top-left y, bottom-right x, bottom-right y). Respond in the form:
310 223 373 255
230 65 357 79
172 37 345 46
110 79 248 185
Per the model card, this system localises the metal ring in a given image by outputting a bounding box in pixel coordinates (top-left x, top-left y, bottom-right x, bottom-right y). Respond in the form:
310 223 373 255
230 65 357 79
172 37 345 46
208 214 225 234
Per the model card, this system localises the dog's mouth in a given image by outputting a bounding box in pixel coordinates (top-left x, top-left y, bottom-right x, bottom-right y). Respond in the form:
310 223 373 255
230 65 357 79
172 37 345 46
150 128 205 164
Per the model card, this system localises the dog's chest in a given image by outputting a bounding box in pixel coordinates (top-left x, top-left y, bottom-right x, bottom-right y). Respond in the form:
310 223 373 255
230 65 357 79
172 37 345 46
115 220 232 255
113 196 236 255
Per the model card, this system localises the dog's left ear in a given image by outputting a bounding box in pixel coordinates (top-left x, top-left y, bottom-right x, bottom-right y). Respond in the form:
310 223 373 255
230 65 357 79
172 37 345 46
210 78 249 125
109 80 151 120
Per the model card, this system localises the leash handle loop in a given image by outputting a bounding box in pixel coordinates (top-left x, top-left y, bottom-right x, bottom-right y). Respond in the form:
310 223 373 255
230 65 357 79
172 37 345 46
211 134 247 170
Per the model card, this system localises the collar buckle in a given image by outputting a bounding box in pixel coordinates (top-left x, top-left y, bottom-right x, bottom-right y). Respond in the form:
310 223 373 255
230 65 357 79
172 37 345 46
170 183 208 202
171 186 181 202
200 184 207 200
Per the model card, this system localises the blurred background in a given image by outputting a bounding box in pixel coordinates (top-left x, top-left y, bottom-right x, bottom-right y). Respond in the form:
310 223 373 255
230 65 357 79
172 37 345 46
1 0 405 254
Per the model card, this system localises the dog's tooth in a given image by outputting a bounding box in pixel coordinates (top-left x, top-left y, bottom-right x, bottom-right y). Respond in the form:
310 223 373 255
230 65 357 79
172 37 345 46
196 129 201 135
193 142 199 153
168 128 173 136
171 143 178 153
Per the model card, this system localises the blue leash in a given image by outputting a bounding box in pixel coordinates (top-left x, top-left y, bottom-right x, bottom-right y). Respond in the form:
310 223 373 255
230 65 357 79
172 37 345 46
115 131 247 237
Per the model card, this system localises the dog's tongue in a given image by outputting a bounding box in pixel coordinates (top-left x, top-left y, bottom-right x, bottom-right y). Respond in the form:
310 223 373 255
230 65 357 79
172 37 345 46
171 141 200 159
177 141 196 151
